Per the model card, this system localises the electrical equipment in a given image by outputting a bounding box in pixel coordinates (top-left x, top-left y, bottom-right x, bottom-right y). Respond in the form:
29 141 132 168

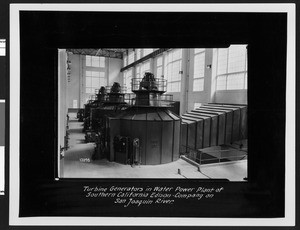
87 83 129 160
113 136 130 164
109 72 180 165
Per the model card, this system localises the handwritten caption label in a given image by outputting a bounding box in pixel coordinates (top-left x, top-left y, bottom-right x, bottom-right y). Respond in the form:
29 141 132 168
82 185 224 207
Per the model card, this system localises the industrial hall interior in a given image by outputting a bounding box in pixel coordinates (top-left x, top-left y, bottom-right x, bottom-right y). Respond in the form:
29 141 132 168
58 47 248 181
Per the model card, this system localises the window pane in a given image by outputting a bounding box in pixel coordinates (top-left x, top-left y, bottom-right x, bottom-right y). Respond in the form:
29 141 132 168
99 72 105 78
164 50 182 93
143 49 153 57
85 88 92 93
217 49 228 75
136 49 141 60
194 52 205 79
195 48 205 54
228 45 246 73
92 56 100 67
141 61 150 75
128 51 135 64
167 64 172 80
216 75 227 90
227 73 245 90
86 77 92 87
86 55 92 66
193 78 204 91
172 61 181 81
171 82 181 92
157 66 162 78
245 72 248 89
86 70 92 77
99 57 105 67
91 87 99 94
92 71 99 77
172 49 182 61
92 77 100 88
157 56 163 66
100 78 107 87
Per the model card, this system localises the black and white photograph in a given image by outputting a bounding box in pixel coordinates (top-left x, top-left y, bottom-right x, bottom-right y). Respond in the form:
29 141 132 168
1 2 296 228
58 47 248 180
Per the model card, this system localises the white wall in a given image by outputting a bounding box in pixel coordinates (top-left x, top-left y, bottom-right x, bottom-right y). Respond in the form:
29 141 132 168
213 90 247 104
67 53 81 109
58 49 68 177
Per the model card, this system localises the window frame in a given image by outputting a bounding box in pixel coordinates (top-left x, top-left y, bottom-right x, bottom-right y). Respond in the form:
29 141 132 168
192 49 206 92
164 49 182 93
216 45 248 91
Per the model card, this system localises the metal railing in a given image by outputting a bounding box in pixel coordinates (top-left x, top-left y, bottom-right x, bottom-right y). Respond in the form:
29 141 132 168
105 85 127 94
126 94 174 107
131 77 167 92
183 145 248 165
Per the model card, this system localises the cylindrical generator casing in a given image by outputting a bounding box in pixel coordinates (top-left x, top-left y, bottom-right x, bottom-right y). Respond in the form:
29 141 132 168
109 107 180 165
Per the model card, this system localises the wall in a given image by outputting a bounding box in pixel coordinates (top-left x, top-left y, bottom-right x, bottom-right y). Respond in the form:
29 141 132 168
213 90 247 104
67 53 81 109
58 49 68 177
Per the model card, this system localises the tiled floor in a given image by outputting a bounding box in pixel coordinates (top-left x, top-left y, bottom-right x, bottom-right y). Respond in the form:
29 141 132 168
60 119 247 181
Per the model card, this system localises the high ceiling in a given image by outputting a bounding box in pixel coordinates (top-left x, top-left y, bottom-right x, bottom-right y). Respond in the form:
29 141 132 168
66 49 127 59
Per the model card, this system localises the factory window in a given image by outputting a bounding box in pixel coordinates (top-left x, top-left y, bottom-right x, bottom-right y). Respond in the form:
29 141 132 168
135 49 141 60
85 71 106 94
156 56 163 78
136 61 151 79
123 68 133 93
164 49 182 93
216 45 247 90
128 51 135 65
141 61 151 76
86 55 105 68
143 49 153 57
193 49 205 91
135 64 141 78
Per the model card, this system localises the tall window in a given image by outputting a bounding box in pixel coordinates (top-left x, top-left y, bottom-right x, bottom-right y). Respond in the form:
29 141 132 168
86 55 105 67
143 49 153 57
193 49 205 91
135 49 141 60
156 56 163 78
123 68 133 93
216 45 247 90
136 61 151 78
85 71 106 94
128 51 135 65
164 49 182 93
141 61 150 76
135 64 141 78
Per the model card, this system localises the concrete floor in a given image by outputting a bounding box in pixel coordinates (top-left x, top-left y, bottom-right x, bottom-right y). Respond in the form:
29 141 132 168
60 118 247 181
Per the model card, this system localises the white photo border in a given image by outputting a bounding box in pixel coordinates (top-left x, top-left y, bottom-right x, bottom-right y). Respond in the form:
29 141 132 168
9 3 296 226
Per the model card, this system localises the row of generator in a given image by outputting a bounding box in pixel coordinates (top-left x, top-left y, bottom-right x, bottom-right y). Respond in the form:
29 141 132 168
80 73 247 165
